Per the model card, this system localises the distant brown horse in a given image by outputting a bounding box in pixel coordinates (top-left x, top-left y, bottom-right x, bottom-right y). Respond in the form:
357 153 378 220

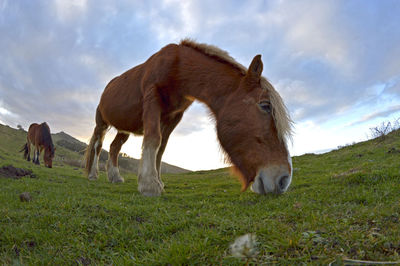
21 122 55 168
85 39 293 196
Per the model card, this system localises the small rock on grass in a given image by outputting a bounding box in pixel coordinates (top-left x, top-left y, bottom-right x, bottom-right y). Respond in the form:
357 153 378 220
19 192 32 202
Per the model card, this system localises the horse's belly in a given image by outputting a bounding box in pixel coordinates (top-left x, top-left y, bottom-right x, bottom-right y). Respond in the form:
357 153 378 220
99 89 144 134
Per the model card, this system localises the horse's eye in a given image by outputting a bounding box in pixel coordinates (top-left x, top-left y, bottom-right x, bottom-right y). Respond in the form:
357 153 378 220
258 101 271 113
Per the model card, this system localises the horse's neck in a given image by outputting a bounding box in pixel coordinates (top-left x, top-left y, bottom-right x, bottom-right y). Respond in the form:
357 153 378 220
179 55 243 115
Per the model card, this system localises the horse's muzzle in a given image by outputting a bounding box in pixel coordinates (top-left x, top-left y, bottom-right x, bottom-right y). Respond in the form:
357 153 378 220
251 166 292 194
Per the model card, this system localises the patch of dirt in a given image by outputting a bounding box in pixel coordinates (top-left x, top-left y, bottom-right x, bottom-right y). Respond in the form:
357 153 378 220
20 192 32 202
0 165 36 179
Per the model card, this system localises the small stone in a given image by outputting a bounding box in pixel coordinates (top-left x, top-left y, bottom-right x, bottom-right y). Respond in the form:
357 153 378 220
230 233 258 258
293 202 302 209
19 192 32 202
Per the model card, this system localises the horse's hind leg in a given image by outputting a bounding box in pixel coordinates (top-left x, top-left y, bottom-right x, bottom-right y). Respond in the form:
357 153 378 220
107 132 129 183
85 107 108 180
86 126 107 180
26 140 31 161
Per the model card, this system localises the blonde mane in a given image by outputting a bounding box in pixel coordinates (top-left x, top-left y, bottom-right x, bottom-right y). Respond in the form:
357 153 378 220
180 38 293 142
261 77 294 142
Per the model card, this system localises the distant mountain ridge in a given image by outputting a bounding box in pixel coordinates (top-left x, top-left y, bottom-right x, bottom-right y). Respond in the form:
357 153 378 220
0 123 191 174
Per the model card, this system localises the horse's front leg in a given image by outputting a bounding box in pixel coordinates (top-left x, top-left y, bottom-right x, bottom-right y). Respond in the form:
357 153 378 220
31 147 36 164
138 87 164 196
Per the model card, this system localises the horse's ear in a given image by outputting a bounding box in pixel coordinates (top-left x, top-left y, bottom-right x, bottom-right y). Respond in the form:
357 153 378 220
247 55 263 78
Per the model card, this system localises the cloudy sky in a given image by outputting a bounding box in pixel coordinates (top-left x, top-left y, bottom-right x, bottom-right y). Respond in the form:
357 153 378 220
1 0 400 170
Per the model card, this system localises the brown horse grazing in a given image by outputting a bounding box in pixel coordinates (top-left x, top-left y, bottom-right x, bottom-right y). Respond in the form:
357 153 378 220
85 39 293 196
21 122 55 168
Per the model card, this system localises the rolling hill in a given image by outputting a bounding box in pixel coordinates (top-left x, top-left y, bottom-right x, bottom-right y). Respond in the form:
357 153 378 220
0 123 190 174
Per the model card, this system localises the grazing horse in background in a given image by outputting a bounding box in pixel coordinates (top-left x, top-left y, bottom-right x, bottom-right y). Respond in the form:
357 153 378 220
21 122 55 168
85 39 293 196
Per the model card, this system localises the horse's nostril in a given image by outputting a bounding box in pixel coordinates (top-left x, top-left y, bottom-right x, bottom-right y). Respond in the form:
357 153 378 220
278 175 289 192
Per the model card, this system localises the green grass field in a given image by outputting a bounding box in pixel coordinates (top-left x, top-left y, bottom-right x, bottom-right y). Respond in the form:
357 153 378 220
0 124 399 265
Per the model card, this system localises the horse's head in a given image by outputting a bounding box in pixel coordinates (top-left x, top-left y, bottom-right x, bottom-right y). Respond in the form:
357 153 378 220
44 145 55 168
217 55 293 194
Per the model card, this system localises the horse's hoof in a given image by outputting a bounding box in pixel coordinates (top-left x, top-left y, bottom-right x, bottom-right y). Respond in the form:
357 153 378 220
138 179 163 196
106 161 124 183
141 190 162 197
112 177 124 183
107 172 124 183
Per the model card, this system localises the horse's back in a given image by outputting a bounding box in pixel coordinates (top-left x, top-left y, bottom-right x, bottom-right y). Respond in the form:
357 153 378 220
98 44 181 133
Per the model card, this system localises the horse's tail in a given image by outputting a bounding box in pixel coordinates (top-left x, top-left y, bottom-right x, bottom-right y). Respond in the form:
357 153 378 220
84 107 107 178
20 143 28 159
84 131 97 176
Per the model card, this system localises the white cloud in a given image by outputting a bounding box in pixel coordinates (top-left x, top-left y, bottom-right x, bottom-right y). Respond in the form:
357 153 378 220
346 105 400 127
54 0 88 22
0 101 19 127
134 0 194 43
0 106 11 116
245 1 354 74
283 2 351 71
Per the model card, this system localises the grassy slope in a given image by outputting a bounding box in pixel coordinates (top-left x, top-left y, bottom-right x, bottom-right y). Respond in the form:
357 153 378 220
0 124 190 174
0 126 399 264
